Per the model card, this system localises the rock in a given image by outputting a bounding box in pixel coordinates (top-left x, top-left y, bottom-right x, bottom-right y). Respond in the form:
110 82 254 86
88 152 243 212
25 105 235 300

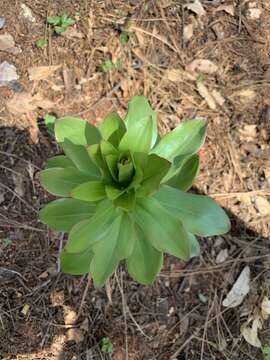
0 33 21 55
0 17 5 29
20 4 36 23
0 61 19 87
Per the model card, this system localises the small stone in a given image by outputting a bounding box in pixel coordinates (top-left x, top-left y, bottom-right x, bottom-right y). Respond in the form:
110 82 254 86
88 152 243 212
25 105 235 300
0 61 19 87
0 17 5 29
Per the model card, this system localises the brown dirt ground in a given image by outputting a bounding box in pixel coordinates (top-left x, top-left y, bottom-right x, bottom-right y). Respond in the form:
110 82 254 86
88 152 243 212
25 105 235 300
1 0 270 359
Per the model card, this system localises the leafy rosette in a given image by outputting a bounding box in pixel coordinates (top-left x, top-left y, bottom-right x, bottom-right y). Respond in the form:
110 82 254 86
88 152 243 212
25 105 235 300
39 96 230 286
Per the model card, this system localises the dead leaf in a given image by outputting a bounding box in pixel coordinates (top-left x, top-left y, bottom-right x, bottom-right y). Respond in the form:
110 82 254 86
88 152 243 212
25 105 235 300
261 297 270 320
80 318 89 332
241 315 262 348
51 291 65 307
67 328 84 343
187 59 218 74
21 304 30 316
239 124 257 142
0 33 21 54
183 23 194 41
222 266 250 308
237 88 256 105
6 92 54 115
197 82 217 110
216 249 228 264
211 90 225 106
63 305 77 326
165 69 196 82
28 65 61 81
185 0 206 17
13 174 24 197
61 27 84 39
215 5 235 16
254 196 270 216
63 67 74 93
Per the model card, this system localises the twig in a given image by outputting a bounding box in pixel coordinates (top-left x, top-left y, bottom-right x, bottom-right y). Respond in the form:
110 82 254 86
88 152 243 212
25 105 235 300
210 189 270 199
75 274 92 321
116 272 128 360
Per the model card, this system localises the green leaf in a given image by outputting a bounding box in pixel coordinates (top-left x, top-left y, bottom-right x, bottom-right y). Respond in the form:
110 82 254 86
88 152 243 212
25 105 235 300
188 233 200 257
134 197 190 259
165 154 199 191
90 212 135 286
39 167 92 197
62 140 100 178
40 198 96 232
61 248 93 275
102 60 114 73
100 140 118 157
119 116 154 153
137 154 170 196
66 200 117 253
99 112 126 144
72 181 106 201
114 190 135 210
47 16 61 25
120 30 129 45
124 96 157 148
105 185 124 200
151 118 207 162
55 117 101 146
87 144 104 169
55 26 67 34
127 225 163 284
45 155 74 169
154 185 231 236
117 156 134 186
35 38 47 49
44 114 56 133
105 154 118 181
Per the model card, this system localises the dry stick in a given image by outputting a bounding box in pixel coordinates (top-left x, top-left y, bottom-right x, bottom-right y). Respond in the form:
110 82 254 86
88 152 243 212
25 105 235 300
210 189 270 199
116 272 129 360
0 151 41 169
75 274 92 322
0 183 38 213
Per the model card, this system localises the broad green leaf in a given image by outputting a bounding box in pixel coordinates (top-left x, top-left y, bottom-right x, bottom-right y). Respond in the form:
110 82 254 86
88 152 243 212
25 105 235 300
39 198 96 232
119 116 154 153
137 154 170 196
114 190 135 210
151 118 207 162
72 181 106 201
105 154 118 181
188 233 200 257
45 155 74 169
100 140 118 157
99 112 126 144
90 212 135 286
134 197 190 259
61 248 93 275
125 96 157 148
39 167 91 197
127 225 163 284
154 185 231 236
66 200 117 253
55 116 101 146
165 154 199 191
61 140 100 178
87 144 104 169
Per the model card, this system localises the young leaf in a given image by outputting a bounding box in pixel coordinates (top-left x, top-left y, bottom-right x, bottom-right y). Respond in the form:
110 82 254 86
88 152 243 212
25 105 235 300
66 200 117 253
119 116 154 153
99 112 126 144
114 190 136 210
154 185 231 236
105 185 124 200
45 155 74 169
151 118 207 162
39 167 92 197
61 140 100 178
136 154 170 196
134 197 190 259
55 117 101 146
61 248 93 275
105 154 118 182
124 96 157 148
71 181 106 201
90 212 135 287
127 225 163 284
40 198 96 232
44 114 56 133
165 154 199 191
47 16 61 25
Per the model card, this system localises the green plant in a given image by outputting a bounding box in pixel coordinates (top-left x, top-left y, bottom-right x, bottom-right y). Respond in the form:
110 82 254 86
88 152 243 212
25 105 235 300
44 114 57 133
120 30 129 45
35 38 47 49
101 337 113 353
39 96 230 287
263 346 270 360
47 14 76 34
101 60 114 73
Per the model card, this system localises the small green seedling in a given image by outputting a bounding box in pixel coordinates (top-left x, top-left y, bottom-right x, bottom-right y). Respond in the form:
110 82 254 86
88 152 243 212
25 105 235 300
35 38 47 49
47 14 76 34
101 337 113 353
39 96 231 287
263 346 270 360
102 60 114 73
44 114 57 133
120 30 129 45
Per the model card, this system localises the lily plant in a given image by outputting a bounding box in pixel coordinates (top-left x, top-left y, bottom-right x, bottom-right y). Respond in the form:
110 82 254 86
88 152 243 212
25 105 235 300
39 96 230 287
